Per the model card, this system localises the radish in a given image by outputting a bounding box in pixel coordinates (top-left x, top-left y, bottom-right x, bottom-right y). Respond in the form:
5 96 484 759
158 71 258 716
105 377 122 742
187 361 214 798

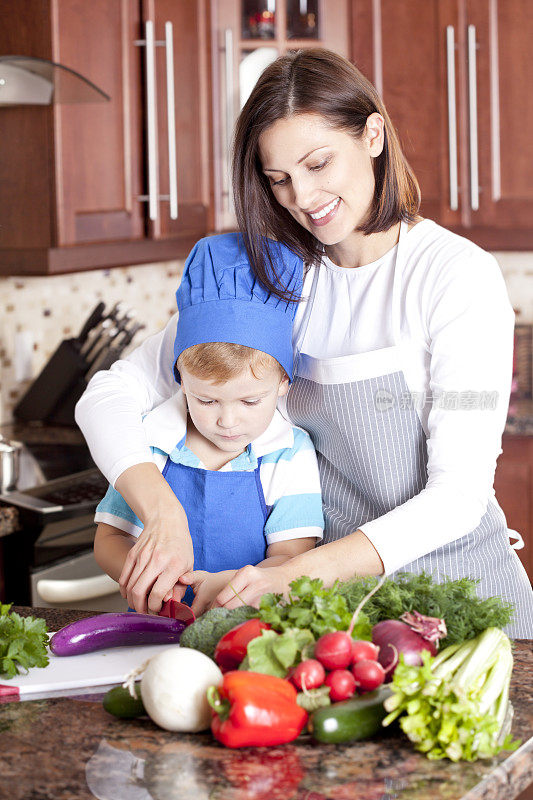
314 631 353 670
351 639 379 664
324 669 356 702
290 659 326 691
352 659 385 692
314 575 387 671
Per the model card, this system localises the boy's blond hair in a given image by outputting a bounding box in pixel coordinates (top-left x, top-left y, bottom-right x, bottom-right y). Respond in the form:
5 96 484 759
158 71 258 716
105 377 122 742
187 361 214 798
177 342 287 385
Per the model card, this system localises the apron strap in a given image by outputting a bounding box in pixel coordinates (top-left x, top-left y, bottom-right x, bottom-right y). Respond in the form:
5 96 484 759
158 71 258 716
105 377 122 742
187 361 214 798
391 220 408 346
253 455 270 520
293 263 321 375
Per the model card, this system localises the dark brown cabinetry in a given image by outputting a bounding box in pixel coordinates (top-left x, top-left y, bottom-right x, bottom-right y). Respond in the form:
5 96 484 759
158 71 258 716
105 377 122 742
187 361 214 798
350 0 533 250
0 0 212 275
494 434 533 582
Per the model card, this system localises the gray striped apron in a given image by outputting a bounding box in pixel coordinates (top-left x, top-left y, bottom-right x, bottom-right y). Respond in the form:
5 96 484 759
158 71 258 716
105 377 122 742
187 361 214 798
287 222 533 639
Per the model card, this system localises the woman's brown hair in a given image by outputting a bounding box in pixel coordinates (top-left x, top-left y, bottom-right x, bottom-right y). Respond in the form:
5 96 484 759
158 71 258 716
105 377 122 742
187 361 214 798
232 48 420 299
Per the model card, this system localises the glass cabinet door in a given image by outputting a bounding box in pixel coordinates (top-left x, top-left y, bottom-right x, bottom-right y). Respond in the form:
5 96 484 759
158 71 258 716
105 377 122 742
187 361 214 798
286 0 319 39
241 1 276 39
211 0 348 231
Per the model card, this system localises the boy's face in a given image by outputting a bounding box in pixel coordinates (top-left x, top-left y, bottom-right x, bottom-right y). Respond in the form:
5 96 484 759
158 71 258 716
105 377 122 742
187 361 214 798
180 365 289 454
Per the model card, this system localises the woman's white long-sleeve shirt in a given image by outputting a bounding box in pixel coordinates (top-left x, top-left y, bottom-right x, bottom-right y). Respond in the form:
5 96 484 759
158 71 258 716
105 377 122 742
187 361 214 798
75 219 514 571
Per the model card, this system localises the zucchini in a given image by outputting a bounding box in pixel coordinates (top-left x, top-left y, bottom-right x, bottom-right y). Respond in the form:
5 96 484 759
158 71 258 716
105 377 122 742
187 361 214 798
309 686 392 744
103 684 146 719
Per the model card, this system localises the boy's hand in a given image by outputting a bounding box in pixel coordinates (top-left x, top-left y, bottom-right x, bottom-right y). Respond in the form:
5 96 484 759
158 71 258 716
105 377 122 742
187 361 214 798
179 570 237 617
119 507 194 614
214 564 290 610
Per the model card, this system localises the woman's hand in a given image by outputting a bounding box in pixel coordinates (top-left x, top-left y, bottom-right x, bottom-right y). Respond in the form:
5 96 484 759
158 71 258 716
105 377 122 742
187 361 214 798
119 505 194 614
114 462 194 614
214 564 291 609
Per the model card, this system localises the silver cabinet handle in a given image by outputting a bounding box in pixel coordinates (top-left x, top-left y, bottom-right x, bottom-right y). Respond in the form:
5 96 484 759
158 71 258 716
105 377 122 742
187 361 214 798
446 25 459 211
224 27 234 214
144 20 159 221
468 24 479 211
165 21 178 219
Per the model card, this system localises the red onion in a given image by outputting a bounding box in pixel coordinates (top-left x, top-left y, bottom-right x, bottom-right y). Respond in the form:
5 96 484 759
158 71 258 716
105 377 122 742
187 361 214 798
371 612 447 680
400 610 447 643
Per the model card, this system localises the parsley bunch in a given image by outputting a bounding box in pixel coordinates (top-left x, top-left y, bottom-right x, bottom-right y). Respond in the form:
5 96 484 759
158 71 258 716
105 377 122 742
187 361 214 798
258 576 372 640
0 603 49 678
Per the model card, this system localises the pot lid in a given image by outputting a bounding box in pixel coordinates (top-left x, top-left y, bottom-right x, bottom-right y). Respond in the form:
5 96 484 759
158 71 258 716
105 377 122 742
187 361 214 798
0 55 110 106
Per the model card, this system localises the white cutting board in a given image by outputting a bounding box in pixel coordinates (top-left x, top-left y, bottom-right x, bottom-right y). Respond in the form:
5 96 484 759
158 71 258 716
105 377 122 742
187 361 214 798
0 638 179 698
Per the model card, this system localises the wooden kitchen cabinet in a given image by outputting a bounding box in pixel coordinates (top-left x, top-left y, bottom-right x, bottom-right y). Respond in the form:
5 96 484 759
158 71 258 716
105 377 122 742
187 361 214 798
0 0 212 275
494 435 533 582
350 0 533 250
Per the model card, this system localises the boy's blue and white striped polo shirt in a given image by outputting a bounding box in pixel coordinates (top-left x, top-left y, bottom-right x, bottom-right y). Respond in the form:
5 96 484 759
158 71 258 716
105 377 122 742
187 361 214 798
95 390 324 545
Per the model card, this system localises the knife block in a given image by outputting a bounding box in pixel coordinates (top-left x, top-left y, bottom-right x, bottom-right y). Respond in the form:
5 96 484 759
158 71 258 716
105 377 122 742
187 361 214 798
14 338 89 425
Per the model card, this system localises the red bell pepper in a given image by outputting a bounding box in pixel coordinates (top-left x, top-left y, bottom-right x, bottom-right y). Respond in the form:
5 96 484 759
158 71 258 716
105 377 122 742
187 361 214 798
214 618 271 672
207 670 308 748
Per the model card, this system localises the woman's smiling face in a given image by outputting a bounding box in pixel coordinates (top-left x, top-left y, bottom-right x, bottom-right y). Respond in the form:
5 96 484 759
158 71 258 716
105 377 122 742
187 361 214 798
259 112 384 252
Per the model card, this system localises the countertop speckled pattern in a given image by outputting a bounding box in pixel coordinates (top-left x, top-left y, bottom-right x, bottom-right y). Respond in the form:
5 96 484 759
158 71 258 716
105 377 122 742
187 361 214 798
0 607 531 800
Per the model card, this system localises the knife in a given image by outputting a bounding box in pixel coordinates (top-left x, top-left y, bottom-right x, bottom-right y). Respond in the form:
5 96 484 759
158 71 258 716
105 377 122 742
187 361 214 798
80 318 113 358
85 325 119 371
84 322 146 381
118 321 146 350
75 302 106 346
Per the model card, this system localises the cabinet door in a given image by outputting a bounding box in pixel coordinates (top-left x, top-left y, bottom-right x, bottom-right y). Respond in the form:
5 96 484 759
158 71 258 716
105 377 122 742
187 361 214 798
351 0 466 228
53 0 145 246
143 0 211 240
466 0 533 238
494 435 533 582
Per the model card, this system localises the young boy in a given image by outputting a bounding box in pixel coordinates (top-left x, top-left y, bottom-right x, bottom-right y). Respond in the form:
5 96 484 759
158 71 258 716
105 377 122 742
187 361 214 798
93 233 324 614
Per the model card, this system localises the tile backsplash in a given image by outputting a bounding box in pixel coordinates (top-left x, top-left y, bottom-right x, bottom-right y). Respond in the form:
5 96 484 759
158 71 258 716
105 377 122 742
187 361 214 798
0 260 185 424
0 251 532 425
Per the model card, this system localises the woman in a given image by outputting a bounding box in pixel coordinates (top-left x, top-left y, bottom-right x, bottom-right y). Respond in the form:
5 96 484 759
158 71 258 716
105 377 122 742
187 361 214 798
76 49 533 636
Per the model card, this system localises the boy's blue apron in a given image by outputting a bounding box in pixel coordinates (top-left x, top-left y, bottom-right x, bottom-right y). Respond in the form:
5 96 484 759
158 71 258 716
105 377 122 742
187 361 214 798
161 455 269 605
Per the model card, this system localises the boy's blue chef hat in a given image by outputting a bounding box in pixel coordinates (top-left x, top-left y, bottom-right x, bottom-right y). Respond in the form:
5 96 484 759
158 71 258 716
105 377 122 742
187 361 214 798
174 233 303 381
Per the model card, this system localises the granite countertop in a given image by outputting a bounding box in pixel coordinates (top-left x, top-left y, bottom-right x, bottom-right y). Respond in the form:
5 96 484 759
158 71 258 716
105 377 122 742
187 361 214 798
0 607 531 800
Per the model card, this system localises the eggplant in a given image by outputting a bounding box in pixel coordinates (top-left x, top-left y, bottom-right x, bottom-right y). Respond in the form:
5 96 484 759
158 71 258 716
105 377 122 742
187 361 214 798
49 613 187 656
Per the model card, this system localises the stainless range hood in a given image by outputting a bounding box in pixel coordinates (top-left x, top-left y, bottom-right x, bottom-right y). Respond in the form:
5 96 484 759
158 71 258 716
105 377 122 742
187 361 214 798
0 56 110 106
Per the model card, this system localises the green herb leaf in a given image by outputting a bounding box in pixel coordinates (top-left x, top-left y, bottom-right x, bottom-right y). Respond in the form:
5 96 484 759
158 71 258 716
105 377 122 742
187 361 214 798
258 577 372 641
0 604 49 679
242 627 315 677
337 572 514 646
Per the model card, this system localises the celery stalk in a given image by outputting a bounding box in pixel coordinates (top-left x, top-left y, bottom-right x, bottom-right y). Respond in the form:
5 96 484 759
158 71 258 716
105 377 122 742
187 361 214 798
452 627 505 691
382 627 520 762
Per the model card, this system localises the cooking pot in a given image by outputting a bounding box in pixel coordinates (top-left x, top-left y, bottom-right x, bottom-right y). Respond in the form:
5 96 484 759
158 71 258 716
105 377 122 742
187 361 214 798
0 435 23 492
